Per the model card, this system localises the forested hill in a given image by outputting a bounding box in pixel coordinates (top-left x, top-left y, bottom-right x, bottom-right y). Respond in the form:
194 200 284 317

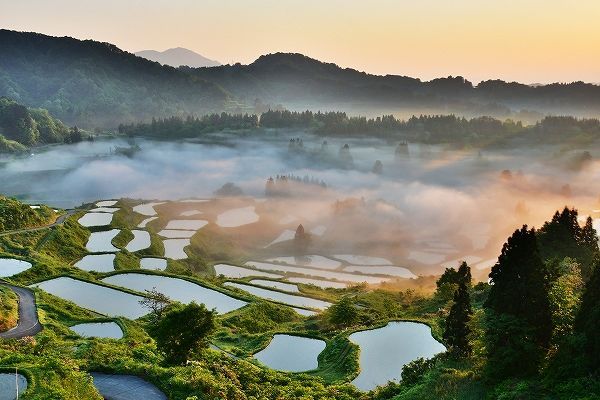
0 97 81 153
0 30 232 127
4 30 600 128
187 52 600 119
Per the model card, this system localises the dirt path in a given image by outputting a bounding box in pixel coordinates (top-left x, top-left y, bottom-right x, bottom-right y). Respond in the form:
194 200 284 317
0 284 42 339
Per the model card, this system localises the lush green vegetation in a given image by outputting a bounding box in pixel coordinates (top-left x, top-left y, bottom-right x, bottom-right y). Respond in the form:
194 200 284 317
0 30 233 127
1 196 599 399
0 285 18 331
0 97 80 151
376 209 600 400
0 195 56 232
118 110 600 147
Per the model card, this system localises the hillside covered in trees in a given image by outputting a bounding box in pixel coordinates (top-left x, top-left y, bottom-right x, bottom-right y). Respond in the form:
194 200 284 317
0 97 84 152
187 52 600 119
3 30 600 129
0 30 232 127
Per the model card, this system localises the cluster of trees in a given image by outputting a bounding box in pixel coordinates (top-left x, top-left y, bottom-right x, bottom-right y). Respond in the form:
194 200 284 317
118 113 258 138
0 97 79 150
265 174 327 197
119 108 600 146
140 289 217 365
434 206 600 387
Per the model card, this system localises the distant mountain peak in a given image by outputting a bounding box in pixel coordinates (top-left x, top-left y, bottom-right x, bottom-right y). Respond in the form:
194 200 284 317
135 47 221 68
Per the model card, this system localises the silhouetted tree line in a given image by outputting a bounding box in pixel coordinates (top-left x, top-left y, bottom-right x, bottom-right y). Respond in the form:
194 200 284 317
265 174 327 197
118 113 258 137
120 109 600 144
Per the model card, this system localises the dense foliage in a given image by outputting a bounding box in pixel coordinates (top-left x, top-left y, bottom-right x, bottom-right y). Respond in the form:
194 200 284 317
187 52 600 119
0 97 73 150
0 196 55 231
0 30 231 127
442 262 472 357
119 109 600 146
151 302 217 365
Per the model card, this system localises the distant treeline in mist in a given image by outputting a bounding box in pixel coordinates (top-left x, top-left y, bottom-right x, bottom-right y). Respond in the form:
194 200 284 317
0 97 84 153
118 110 600 145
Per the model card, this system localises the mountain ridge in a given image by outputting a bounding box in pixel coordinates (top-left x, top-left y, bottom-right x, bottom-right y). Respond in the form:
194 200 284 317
135 47 221 68
2 30 600 127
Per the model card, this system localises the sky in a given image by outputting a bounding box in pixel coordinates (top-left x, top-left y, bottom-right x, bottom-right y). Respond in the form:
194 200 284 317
1 0 599 83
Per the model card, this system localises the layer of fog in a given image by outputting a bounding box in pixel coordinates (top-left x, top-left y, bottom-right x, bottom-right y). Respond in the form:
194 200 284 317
2 134 599 277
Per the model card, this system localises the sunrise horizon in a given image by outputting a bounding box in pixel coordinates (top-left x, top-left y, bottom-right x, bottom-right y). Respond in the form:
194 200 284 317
3 0 600 84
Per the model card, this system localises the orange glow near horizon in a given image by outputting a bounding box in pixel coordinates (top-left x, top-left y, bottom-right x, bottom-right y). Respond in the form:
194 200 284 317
1 0 599 83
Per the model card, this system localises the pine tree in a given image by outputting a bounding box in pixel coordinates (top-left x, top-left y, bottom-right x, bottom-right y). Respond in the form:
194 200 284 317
443 263 473 357
575 260 600 371
580 216 599 254
485 225 552 378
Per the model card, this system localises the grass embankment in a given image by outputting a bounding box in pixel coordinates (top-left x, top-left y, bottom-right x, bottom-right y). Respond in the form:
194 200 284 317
0 196 56 232
0 286 18 331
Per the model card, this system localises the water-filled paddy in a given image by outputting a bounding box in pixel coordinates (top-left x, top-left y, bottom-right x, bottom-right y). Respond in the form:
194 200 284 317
245 261 389 284
287 277 348 289
0 373 27 400
266 255 341 270
334 254 393 265
91 372 167 400
407 250 448 265
102 273 247 314
253 334 326 372
216 206 259 227
89 207 119 213
0 258 32 277
125 230 151 252
86 229 120 252
158 229 197 238
138 216 158 228
32 277 147 319
180 210 203 216
264 229 295 247
162 239 189 259
292 308 317 316
349 321 446 391
248 279 299 293
224 282 331 310
74 254 115 272
309 225 327 236
70 322 123 339
279 215 298 224
133 202 164 216
164 220 208 230
96 200 118 207
78 212 113 227
140 258 167 270
343 265 417 279
213 264 283 279
473 258 497 270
